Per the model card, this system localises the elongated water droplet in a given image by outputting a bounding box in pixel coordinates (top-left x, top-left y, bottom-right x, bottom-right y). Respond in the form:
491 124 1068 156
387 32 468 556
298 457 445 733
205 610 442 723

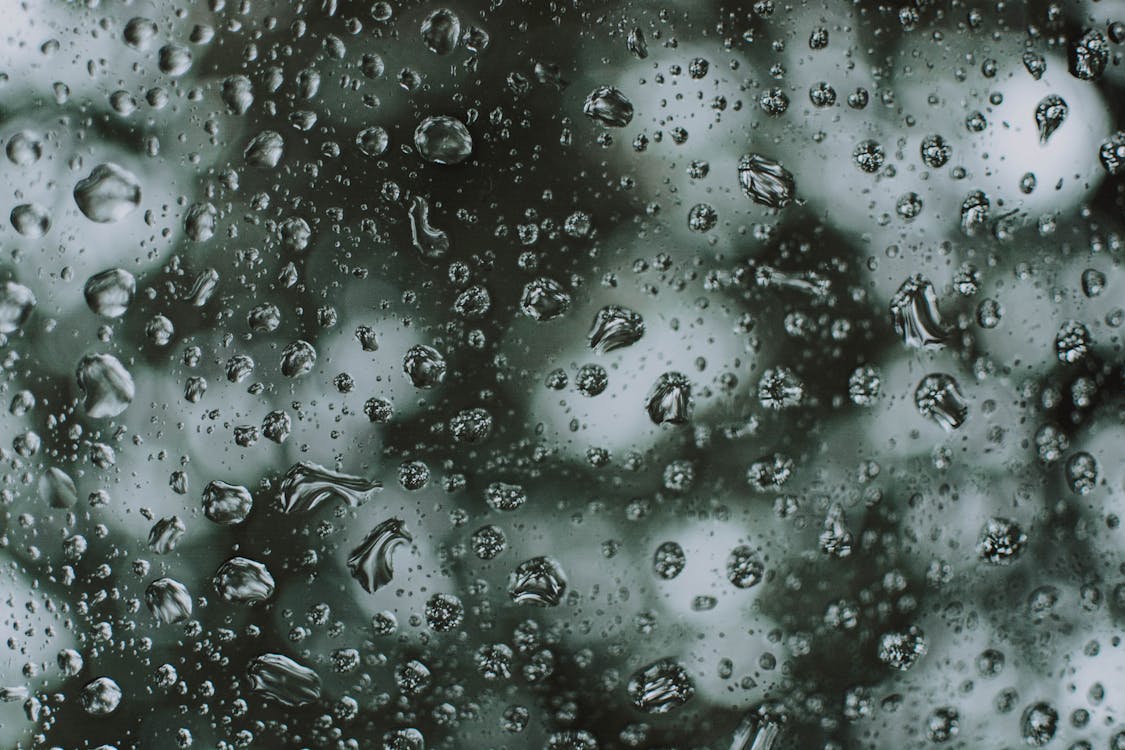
246 653 321 707
914 373 967 431
1034 94 1067 143
737 154 796 208
408 195 450 260
889 275 947 348
279 461 382 514
214 557 276 602
0 282 36 333
347 518 412 593
583 86 634 127
645 372 693 424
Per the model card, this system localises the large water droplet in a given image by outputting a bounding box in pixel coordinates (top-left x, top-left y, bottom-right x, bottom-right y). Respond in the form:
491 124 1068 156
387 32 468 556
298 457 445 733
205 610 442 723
0 281 36 333
420 9 461 54
414 116 473 165
627 659 695 714
347 518 412 593
76 353 135 418
520 277 571 321
737 154 796 208
587 305 645 353
583 86 634 127
509 556 567 606
279 461 382 514
246 653 321 707
645 372 693 424
144 577 192 624
84 268 136 318
889 275 947 348
214 557 276 602
73 163 142 223
202 480 254 525
1034 94 1068 144
244 130 284 167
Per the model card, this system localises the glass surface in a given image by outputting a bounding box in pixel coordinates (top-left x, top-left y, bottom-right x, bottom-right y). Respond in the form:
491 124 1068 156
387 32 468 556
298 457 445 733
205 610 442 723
0 1 1122 748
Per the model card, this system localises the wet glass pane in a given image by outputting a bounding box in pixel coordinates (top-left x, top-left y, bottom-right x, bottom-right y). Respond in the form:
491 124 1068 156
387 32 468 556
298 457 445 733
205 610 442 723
0 1 1122 749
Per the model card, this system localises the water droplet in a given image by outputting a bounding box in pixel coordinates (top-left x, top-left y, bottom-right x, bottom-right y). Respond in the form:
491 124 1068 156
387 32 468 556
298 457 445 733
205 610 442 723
202 480 253 525
123 17 157 49
1099 132 1125 175
357 126 389 156
646 372 693 424
959 190 990 236
6 130 43 165
758 367 804 410
1055 320 1090 363
76 353 135 418
509 556 567 606
408 196 451 260
977 517 1026 565
279 462 382 514
402 344 447 388
80 677 122 716
420 9 461 54
246 653 321 707
1021 702 1058 746
847 365 881 406
144 577 192 624
520 277 571 321
627 27 648 58
214 557 276 602
0 281 35 333
414 116 473 165
280 339 317 377
587 305 644 353
73 163 142 223
583 86 634 127
627 659 695 714
877 626 927 670
737 153 796 209
914 373 968 431
1069 29 1109 81
84 268 136 318
920 134 951 168
347 518 412 593
889 275 947 348
727 545 765 588
147 516 185 554
652 541 686 579
853 140 885 173
244 130 284 167
1034 94 1068 143
425 593 465 631
1065 452 1098 495
10 203 50 237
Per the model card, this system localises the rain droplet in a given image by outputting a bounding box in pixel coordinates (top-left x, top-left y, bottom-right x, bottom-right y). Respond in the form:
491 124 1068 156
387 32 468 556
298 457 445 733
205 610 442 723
509 556 567 606
1034 94 1068 143
279 461 382 514
402 344 447 388
84 268 136 318
246 653 321 707
0 281 36 333
420 9 461 54
1069 29 1109 81
583 86 634 127
214 557 276 602
977 517 1026 565
520 277 570 321
408 195 451 260
737 154 796 208
627 659 695 714
76 353 135 418
280 339 317 377
645 372 693 424
244 130 284 167
587 305 644 353
80 677 122 716
414 116 473 165
10 203 50 237
889 275 947 348
73 163 142 223
202 480 253 525
914 373 968 431
144 577 192 624
347 518 412 593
